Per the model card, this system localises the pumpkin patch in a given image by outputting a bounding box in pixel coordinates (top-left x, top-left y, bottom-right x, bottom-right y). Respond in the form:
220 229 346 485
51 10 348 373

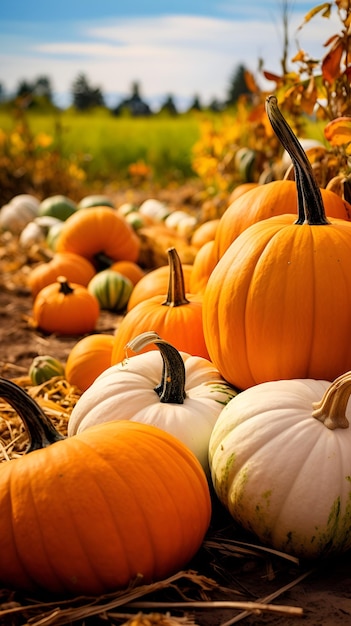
2 14 351 617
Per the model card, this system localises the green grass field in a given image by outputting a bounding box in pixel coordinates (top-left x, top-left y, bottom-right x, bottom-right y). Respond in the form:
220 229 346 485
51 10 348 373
0 107 203 185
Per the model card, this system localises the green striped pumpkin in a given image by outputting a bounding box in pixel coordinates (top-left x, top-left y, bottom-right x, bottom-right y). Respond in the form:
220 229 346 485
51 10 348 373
88 270 133 312
29 355 66 385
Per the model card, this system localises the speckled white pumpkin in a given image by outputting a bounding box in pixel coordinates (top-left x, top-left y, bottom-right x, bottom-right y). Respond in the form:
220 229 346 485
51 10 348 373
209 373 351 559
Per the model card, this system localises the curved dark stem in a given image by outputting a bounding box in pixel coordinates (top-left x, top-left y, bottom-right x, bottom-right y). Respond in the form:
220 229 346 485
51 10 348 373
265 95 330 226
126 331 186 404
0 378 65 454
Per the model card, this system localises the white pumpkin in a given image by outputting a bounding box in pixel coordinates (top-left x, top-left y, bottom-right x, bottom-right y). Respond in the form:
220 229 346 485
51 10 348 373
68 331 237 473
0 194 39 234
209 372 351 559
19 216 61 249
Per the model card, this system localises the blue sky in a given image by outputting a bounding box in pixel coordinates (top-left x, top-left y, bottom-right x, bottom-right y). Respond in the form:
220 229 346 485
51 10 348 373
0 1 340 110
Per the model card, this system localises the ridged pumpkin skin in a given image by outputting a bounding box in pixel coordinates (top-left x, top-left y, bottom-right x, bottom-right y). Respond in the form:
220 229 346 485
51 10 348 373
209 374 351 558
205 211 351 390
214 180 351 261
56 206 140 264
27 252 96 298
65 334 115 392
0 381 211 595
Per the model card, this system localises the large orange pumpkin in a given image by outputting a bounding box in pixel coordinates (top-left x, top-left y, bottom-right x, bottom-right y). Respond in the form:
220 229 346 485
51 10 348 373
203 95 351 390
56 206 140 265
214 178 351 261
0 378 211 595
111 248 209 364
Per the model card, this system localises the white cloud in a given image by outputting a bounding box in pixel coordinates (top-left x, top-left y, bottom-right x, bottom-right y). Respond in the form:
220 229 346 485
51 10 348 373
0 9 343 107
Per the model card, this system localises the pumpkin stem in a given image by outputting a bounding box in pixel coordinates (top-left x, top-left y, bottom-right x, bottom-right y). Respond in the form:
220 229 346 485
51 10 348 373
265 95 330 226
125 331 186 404
162 247 189 307
312 372 351 429
57 275 74 295
0 378 65 454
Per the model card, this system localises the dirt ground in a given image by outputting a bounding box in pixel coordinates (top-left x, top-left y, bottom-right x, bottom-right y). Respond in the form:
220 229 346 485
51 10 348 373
0 219 351 625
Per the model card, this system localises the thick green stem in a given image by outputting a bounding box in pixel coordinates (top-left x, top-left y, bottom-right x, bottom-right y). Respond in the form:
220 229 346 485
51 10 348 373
0 378 65 454
265 95 330 226
126 331 186 404
162 247 189 307
312 372 351 429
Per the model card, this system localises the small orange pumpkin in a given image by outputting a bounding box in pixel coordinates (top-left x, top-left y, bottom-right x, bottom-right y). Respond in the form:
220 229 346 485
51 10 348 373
32 276 100 336
27 252 96 298
190 219 220 249
65 334 115 392
109 260 145 285
111 248 209 364
189 240 217 295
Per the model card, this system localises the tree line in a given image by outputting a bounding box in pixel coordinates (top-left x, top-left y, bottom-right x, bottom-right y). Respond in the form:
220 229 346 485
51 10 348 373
0 64 252 115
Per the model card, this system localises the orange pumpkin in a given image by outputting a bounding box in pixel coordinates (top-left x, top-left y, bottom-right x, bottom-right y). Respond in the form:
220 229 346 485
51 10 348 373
56 206 140 265
228 182 259 203
190 219 220 249
111 248 209 364
109 260 145 285
214 179 351 261
32 276 100 336
203 95 351 390
65 334 115 392
189 240 217 294
0 378 211 595
27 252 96 298
127 262 192 311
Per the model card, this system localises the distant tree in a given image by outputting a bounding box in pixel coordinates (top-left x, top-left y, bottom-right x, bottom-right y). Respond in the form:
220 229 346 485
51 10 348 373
226 64 251 106
33 76 53 101
16 80 33 98
71 73 105 110
14 76 54 107
114 81 151 117
208 98 223 113
158 94 178 116
187 95 202 112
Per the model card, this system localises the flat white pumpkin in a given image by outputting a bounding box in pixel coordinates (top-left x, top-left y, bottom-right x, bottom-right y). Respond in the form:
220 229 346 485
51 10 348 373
209 374 351 559
68 332 237 473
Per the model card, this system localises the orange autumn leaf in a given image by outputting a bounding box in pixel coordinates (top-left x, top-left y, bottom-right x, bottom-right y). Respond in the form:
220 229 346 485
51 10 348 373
322 39 344 83
324 117 351 145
